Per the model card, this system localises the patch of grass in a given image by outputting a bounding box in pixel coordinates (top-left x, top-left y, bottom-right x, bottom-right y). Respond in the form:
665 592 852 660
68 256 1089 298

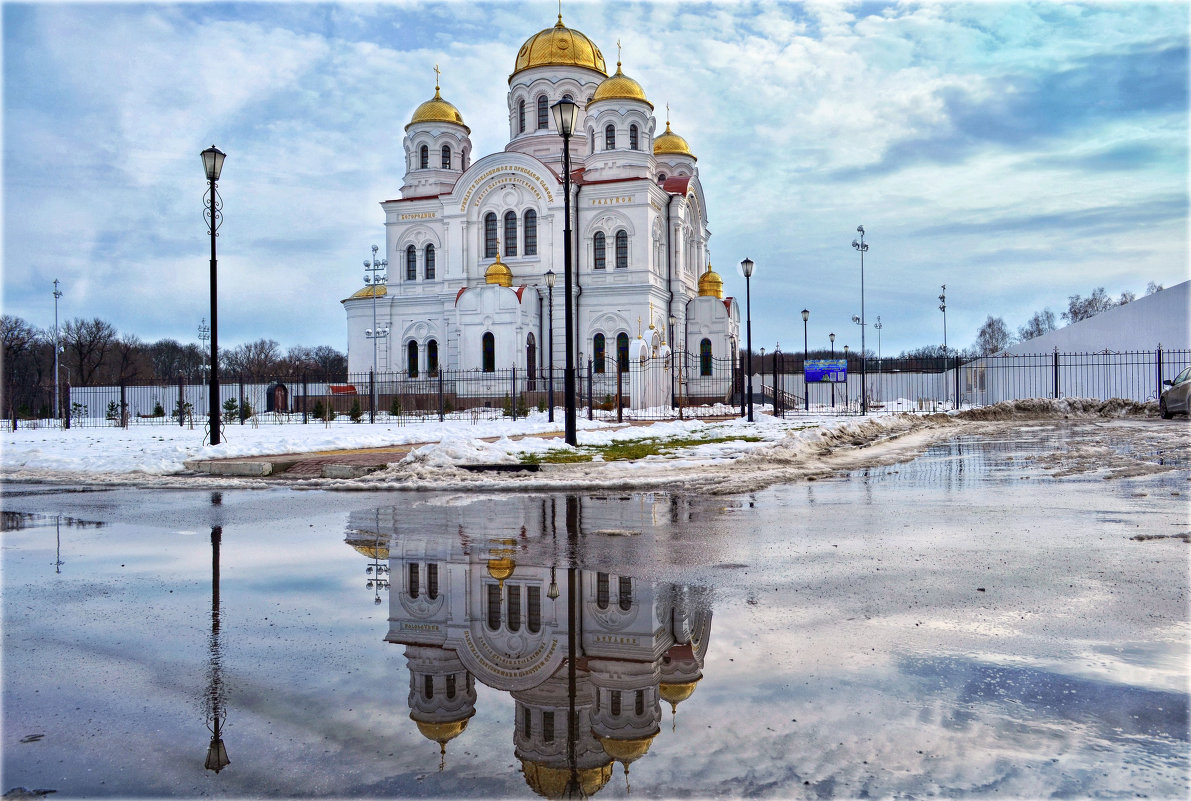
518 434 764 465
519 450 594 464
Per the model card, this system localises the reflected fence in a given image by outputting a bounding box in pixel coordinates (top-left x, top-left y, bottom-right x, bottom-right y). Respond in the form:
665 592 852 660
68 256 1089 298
41 347 1191 429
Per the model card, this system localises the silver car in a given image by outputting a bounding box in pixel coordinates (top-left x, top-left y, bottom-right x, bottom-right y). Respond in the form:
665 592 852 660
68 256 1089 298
1160 365 1191 418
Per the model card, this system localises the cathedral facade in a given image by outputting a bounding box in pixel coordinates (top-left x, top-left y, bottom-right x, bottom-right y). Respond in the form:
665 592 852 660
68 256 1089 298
343 14 738 390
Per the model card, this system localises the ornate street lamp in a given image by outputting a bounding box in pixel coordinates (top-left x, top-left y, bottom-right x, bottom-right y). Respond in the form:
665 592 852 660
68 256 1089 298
551 97 579 446
801 309 809 411
201 145 226 445
363 245 389 423
740 257 755 422
545 269 556 423
851 226 869 415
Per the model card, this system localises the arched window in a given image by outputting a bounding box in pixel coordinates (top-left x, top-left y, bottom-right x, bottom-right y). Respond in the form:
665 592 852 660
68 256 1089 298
522 707 532 738
482 332 495 372
524 210 537 255
526 333 536 381
618 576 632 611
406 245 417 281
504 210 517 257
527 586 541 633
597 572 609 609
424 244 435 280
543 710 554 742
424 674 434 699
593 333 606 373
562 93 573 102
604 123 615 150
617 333 629 373
610 690 621 716
593 232 606 270
536 95 548 129
486 584 500 630
445 672 455 698
635 690 645 716
427 563 439 600
629 124 639 150
441 144 451 169
484 213 498 258
419 145 428 169
615 230 628 269
700 338 713 376
518 99 526 133
507 585 521 632
657 172 667 184
407 340 419 377
588 128 594 155
427 340 439 375
408 563 419 598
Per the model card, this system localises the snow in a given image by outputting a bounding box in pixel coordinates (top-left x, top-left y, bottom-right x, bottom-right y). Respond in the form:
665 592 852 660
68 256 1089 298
0 398 1164 492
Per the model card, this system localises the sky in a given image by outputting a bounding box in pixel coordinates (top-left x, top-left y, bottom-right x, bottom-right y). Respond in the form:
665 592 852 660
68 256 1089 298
3 0 1188 359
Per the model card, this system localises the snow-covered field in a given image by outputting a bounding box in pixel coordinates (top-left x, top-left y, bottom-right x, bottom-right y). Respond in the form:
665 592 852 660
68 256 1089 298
1 398 1174 494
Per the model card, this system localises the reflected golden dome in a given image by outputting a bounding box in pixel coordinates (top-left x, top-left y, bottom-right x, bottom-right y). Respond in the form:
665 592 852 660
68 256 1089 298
347 284 387 300
349 543 390 560
598 733 657 764
414 717 472 747
407 87 470 132
512 16 607 80
590 62 652 108
485 253 514 287
697 264 723 298
521 759 614 799
652 120 696 160
659 679 699 709
486 555 516 582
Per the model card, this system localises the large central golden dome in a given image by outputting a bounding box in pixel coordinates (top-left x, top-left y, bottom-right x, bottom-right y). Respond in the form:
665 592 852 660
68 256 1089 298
511 16 607 81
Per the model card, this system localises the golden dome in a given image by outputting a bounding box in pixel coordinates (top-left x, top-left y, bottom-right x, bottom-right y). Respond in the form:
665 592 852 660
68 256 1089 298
659 679 699 709
512 16 607 80
590 62 652 108
697 264 723 298
521 759 614 799
407 87 470 132
598 733 657 764
349 543 390 560
485 253 514 287
347 284 387 300
414 717 472 747
486 555 516 582
653 120 696 161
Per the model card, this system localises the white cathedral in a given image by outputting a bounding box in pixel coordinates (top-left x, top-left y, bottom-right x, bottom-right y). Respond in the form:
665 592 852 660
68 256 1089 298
343 13 739 393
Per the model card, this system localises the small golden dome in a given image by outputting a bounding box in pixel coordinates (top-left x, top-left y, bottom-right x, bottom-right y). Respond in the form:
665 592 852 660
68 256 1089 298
414 717 472 746
653 120 696 161
484 253 514 287
349 543 389 560
659 679 699 708
590 62 652 108
486 555 516 582
511 16 607 80
598 733 657 764
697 264 723 298
521 759 614 799
407 87 470 132
347 284 387 300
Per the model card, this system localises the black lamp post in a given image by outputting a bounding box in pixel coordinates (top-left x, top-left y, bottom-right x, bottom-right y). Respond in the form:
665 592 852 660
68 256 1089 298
801 309 809 411
545 269 556 423
202 146 226 445
851 226 869 415
829 332 836 408
551 98 579 446
741 257 754 422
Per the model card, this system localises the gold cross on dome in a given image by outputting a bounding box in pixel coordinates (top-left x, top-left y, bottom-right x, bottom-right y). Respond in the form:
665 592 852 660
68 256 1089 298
617 39 622 64
434 64 441 90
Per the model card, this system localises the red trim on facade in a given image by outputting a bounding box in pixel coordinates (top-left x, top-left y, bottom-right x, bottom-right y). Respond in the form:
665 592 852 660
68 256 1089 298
515 286 528 303
662 176 692 195
382 194 442 203
455 287 468 306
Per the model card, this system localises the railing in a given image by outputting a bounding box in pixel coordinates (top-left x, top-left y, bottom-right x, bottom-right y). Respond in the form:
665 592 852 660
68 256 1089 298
23 348 1190 429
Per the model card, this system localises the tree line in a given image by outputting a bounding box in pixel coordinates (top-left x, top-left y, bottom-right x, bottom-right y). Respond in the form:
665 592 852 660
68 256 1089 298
0 314 346 419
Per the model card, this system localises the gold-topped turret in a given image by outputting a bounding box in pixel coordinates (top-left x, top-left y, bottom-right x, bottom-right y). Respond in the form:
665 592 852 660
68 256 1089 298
407 66 470 131
511 14 607 81
697 263 723 298
590 45 652 108
653 106 696 160
485 251 514 287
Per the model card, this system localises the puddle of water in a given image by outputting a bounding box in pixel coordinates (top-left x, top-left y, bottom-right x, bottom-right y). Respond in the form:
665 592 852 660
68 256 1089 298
1 431 1188 799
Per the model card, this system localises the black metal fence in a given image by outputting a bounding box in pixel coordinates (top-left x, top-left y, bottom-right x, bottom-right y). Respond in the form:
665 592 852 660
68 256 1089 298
22 348 1190 430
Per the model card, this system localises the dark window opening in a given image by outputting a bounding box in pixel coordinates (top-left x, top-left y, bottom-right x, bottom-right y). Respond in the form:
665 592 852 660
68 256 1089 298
482 332 495 373
408 563 419 598
593 232 606 270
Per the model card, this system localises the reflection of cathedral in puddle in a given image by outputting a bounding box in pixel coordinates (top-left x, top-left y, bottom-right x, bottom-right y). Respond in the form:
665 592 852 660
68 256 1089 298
346 500 712 798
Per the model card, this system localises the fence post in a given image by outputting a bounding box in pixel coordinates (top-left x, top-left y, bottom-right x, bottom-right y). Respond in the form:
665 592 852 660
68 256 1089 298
1157 344 1163 401
120 382 128 428
237 375 244 424
954 356 961 410
587 359 594 420
63 382 71 428
740 352 746 417
616 366 623 424
1052 348 1060 399
438 368 445 421
302 375 308 424
369 369 376 424
774 351 782 417
511 367 518 421
177 374 185 427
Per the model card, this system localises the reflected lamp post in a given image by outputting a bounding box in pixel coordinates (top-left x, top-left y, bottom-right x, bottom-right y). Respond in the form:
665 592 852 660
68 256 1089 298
938 285 948 358
364 245 389 423
740 257 755 422
829 332 836 408
801 309 809 412
851 226 869 415
545 269 556 423
551 97 579 446
204 525 230 773
201 145 226 445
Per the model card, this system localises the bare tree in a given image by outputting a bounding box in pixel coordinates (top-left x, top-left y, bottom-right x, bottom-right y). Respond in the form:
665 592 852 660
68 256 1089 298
224 339 281 381
1062 288 1115 324
110 333 146 383
61 317 117 386
974 316 1012 355
1017 309 1057 342
1117 290 1136 305
1 315 43 419
1146 281 1164 295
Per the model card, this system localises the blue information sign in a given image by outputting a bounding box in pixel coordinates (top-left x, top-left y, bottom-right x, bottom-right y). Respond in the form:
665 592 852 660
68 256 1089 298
805 359 847 383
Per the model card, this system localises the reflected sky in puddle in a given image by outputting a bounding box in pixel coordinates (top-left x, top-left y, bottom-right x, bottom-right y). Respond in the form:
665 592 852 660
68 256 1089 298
2 433 1188 799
